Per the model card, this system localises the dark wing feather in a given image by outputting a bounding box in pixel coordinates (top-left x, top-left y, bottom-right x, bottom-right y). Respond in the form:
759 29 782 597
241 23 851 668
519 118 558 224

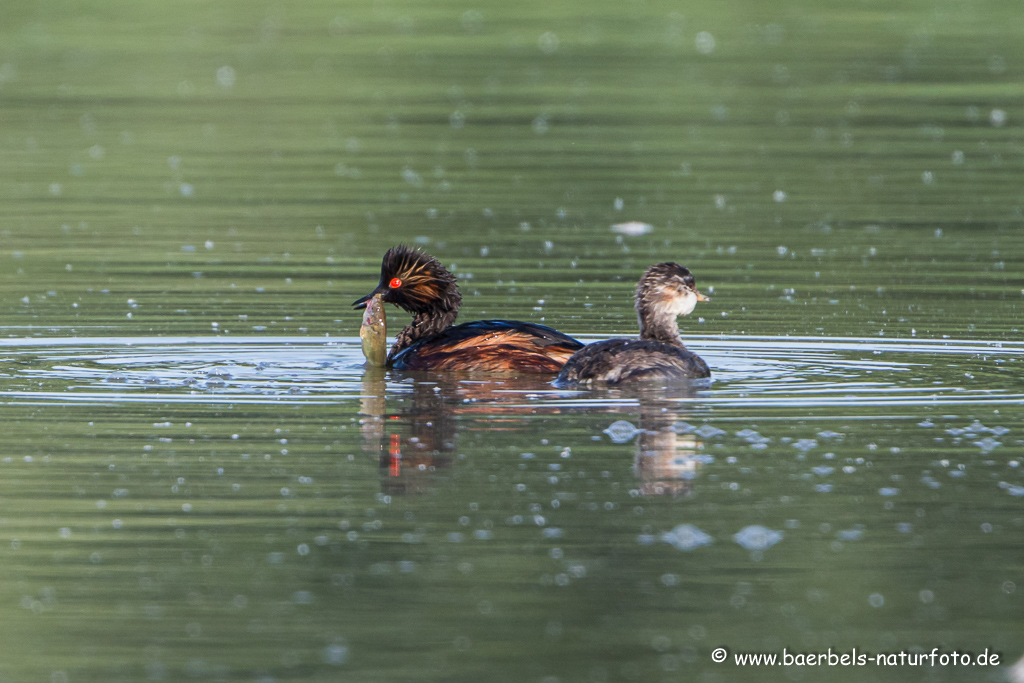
391 320 583 373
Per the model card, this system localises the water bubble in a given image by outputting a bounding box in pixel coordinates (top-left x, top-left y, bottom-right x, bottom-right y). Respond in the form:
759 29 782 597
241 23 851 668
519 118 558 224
878 487 900 497
322 642 349 665
733 525 783 551
695 31 715 55
990 109 1007 126
216 66 236 87
868 593 885 608
604 420 641 443
611 221 653 236
772 190 787 203
661 524 713 551
538 32 559 55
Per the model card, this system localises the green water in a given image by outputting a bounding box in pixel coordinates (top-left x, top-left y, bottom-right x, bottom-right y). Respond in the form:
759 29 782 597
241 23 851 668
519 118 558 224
1 1 1023 681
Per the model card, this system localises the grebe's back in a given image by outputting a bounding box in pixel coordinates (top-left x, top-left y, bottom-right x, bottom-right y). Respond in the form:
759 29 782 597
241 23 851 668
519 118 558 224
392 319 582 373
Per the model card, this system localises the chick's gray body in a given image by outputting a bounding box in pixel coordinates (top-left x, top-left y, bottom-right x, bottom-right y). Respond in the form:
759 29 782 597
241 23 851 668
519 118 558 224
555 262 711 386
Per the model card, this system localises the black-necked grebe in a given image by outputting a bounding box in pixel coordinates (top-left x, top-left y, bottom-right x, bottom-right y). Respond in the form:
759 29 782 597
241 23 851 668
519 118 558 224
353 246 583 372
555 262 711 385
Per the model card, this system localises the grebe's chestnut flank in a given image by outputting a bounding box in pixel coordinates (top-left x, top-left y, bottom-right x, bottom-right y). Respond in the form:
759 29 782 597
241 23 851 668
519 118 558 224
353 246 583 373
555 262 711 385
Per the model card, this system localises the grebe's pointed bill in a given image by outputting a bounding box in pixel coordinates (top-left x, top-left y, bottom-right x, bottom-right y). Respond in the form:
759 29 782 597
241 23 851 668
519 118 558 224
695 290 711 303
352 284 386 310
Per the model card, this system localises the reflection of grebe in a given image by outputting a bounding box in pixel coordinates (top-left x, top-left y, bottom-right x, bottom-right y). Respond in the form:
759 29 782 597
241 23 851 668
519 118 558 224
556 263 711 385
353 246 582 373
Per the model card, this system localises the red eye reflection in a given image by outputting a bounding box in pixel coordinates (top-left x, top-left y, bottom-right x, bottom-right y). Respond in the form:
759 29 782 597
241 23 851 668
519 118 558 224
389 277 402 289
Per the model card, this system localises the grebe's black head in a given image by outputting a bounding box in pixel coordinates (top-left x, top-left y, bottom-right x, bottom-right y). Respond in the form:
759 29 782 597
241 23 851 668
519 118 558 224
634 263 709 343
353 245 461 315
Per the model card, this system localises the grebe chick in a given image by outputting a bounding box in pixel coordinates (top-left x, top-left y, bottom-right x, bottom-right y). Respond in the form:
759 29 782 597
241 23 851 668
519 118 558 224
555 262 711 386
353 245 583 373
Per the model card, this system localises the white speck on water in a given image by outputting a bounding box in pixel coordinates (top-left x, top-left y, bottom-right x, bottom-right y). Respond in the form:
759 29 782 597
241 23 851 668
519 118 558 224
974 437 1000 453
878 487 900 497
922 171 934 185
817 430 843 440
322 642 349 665
772 190 787 202
990 109 1007 126
613 197 624 211
1007 486 1024 497
216 65 236 87
918 420 934 427
812 466 834 476
733 525 783 551
611 221 653 236
868 593 885 608
777 245 788 256
695 31 715 55
838 528 864 541
693 425 725 438
952 150 964 165
793 439 817 452
473 529 493 541
532 114 549 134
538 31 559 55
604 420 641 443
179 183 195 197
814 484 833 493
661 524 713 551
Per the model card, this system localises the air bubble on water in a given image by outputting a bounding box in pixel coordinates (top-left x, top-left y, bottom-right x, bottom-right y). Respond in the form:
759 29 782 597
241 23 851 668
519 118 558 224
538 32 559 55
814 484 833 493
793 439 817 452
611 221 653 236
837 527 864 541
693 425 725 438
401 168 423 187
990 109 1007 127
917 420 934 428
776 246 788 256
179 184 195 198
661 524 713 551
952 150 964 165
695 31 715 55
868 593 885 608
322 642 349 665
604 420 641 443
812 466 833 476
613 197 624 211
216 66 236 87
473 529 493 540
772 190 787 202
922 171 934 185
733 525 783 551
974 437 1000 453
878 487 900 497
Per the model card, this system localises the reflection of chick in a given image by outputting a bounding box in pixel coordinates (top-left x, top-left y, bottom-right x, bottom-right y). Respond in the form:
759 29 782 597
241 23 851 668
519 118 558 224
634 430 700 497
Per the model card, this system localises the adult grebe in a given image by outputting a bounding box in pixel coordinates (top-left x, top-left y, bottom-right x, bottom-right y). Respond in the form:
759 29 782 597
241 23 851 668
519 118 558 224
554 262 711 385
353 246 583 372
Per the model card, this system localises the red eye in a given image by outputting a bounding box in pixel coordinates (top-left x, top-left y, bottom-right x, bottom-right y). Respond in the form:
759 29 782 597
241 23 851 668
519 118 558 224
389 277 402 289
